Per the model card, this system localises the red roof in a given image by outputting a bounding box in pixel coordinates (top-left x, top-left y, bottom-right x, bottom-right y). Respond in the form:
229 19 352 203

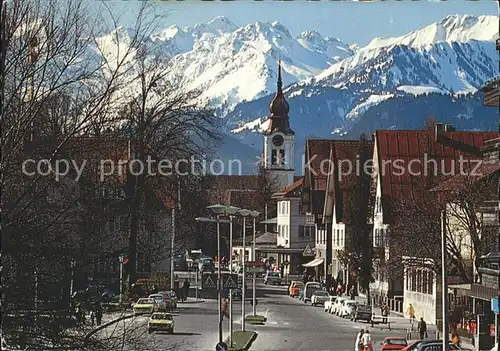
273 177 303 198
374 129 499 219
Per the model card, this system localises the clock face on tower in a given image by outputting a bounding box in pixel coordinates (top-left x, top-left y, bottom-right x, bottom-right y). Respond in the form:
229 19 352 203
272 135 284 147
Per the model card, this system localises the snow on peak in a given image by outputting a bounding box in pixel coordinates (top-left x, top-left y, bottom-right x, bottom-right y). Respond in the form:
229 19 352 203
297 30 352 62
192 16 238 35
364 14 498 51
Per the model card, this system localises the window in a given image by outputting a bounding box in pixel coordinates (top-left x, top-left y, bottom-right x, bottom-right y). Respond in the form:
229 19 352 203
108 260 117 274
281 202 286 215
305 226 313 237
98 261 106 273
417 270 422 292
411 269 417 291
271 149 277 165
298 225 304 237
422 270 428 294
278 149 285 166
428 271 434 295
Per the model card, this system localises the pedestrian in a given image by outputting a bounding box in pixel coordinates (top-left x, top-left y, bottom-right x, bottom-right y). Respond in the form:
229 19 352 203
350 286 356 301
221 298 229 320
95 302 103 326
183 279 190 302
89 308 95 327
361 330 373 351
418 317 427 340
451 333 460 346
355 329 364 351
407 303 415 319
381 303 388 324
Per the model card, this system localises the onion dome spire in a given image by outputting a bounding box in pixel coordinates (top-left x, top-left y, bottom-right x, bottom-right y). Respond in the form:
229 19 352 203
264 60 294 135
269 60 290 116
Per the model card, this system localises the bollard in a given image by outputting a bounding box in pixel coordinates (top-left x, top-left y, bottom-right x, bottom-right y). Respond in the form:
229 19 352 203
406 327 411 340
371 314 374 328
435 330 439 340
388 321 391 331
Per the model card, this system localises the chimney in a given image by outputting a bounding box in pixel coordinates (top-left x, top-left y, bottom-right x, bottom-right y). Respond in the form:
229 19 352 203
444 124 455 132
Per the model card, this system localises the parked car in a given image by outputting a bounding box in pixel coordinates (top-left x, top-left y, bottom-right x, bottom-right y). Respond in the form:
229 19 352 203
148 294 168 312
199 258 215 273
148 312 174 334
339 300 358 318
289 281 304 297
156 291 177 310
303 282 322 303
324 296 337 312
133 298 158 315
311 290 329 306
351 304 372 322
380 337 408 351
264 271 282 285
402 340 460 351
331 296 347 314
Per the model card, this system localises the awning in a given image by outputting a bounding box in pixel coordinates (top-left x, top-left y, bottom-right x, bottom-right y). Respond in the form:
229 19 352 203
302 258 324 267
261 217 277 224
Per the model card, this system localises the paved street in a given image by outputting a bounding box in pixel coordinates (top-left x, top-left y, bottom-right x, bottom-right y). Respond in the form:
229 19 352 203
247 282 415 351
96 278 425 351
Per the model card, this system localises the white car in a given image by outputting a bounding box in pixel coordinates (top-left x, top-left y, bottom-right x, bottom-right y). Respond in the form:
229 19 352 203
339 300 358 318
332 297 347 315
149 294 168 312
311 290 329 306
324 296 337 312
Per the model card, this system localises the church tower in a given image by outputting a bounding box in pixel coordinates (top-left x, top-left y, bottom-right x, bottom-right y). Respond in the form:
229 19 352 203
262 61 295 189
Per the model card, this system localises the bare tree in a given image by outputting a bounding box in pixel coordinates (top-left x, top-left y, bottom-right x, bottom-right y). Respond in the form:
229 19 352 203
1 0 214 348
390 170 498 282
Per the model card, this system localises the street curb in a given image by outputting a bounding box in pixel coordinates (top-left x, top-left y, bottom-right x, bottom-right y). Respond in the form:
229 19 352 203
226 331 258 351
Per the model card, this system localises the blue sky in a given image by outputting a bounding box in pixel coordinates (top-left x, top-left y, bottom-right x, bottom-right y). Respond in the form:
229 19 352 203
99 0 499 46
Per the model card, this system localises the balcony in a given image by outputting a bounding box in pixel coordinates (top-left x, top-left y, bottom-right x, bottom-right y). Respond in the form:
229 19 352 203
480 77 500 107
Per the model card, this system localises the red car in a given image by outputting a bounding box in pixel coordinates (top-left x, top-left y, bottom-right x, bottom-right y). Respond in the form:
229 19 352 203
380 337 408 351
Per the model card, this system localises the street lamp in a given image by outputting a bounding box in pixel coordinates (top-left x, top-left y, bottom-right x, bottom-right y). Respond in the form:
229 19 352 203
207 205 240 347
196 211 231 345
235 209 252 332
250 211 260 316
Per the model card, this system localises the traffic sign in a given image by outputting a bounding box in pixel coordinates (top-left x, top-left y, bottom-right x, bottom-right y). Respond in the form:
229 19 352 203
491 297 499 313
202 273 217 289
246 260 265 267
223 274 239 289
303 244 314 257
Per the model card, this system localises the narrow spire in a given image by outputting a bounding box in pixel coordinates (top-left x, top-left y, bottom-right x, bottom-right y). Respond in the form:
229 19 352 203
277 60 283 94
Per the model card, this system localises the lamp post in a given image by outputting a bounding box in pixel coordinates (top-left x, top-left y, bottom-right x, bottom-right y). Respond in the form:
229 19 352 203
196 208 231 345
250 211 260 316
236 209 252 332
441 210 450 351
223 206 240 348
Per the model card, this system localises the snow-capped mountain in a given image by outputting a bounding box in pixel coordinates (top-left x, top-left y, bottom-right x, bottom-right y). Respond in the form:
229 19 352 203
155 17 353 112
93 14 498 173
227 14 499 140
97 16 353 112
